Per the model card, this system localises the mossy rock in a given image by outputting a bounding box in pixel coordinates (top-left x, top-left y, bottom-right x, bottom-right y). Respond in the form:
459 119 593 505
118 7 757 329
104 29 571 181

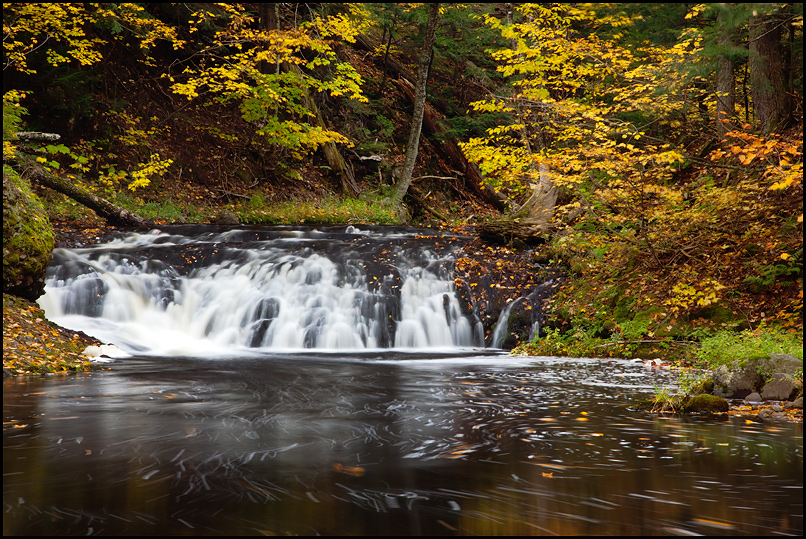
681 394 729 413
631 397 658 411
3 166 55 300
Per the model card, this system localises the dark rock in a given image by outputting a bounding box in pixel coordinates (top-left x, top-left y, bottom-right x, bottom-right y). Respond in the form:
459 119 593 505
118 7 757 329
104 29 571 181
213 210 239 225
712 363 763 399
760 373 799 401
3 168 55 300
744 392 763 402
784 397 803 409
682 394 729 413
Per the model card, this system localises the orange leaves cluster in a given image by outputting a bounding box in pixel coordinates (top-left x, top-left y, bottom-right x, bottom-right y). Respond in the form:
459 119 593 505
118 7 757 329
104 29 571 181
3 294 99 375
711 129 803 192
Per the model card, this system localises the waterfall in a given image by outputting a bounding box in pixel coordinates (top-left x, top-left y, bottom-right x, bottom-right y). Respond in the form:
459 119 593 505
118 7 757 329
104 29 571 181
490 273 562 349
491 298 524 349
38 225 485 355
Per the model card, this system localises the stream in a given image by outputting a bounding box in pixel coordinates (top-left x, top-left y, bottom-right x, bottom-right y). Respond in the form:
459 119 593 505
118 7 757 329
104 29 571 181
3 226 803 535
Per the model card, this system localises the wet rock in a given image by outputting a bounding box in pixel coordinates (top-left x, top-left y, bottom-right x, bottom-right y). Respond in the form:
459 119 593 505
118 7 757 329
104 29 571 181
757 408 773 420
682 394 729 413
760 373 799 401
784 396 803 410
213 210 239 225
744 392 763 403
712 362 763 399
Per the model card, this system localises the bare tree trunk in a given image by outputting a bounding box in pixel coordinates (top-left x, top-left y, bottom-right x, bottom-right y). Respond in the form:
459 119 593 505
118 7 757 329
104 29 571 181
511 164 558 227
393 78 506 211
476 165 556 244
715 9 736 139
18 159 154 228
391 3 440 205
258 3 280 74
749 13 789 134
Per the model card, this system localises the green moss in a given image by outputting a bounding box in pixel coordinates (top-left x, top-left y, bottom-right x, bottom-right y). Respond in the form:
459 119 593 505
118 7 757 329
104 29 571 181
681 394 729 413
2 165 55 299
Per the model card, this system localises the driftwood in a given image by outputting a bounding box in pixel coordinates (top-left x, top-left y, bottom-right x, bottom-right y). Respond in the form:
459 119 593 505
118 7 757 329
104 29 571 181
17 158 154 228
14 132 61 142
475 219 549 245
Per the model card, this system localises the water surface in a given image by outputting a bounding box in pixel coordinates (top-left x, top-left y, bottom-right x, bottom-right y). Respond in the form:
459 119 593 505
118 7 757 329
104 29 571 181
4 353 802 535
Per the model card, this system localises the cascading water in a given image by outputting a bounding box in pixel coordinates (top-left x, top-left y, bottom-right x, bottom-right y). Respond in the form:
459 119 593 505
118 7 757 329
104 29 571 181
38 225 486 355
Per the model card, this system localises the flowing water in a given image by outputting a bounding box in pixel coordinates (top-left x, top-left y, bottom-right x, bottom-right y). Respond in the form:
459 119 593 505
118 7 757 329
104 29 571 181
3 226 803 535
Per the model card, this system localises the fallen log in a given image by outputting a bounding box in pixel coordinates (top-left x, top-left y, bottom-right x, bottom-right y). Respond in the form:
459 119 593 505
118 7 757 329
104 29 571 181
16 158 154 228
475 219 549 245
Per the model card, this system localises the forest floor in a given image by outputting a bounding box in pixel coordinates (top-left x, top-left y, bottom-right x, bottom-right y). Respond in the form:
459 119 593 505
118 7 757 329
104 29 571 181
2 293 101 376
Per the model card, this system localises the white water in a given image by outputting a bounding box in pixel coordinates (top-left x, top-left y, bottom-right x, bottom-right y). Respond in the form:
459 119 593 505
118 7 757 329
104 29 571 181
39 226 485 355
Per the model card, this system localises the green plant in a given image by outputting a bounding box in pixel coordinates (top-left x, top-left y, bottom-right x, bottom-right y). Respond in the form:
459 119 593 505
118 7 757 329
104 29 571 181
651 369 712 413
234 193 403 226
695 326 803 369
651 385 681 413
743 248 803 290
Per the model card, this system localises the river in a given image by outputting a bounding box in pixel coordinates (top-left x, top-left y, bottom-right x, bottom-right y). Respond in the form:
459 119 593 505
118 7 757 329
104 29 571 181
3 226 803 535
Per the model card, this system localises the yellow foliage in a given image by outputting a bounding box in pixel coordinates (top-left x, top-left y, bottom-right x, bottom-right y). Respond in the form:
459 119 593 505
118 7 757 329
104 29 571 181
3 3 183 74
164 5 367 157
128 154 173 191
665 274 726 312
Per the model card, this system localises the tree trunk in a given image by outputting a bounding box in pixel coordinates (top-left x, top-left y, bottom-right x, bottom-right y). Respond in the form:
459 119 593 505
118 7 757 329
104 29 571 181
476 165 556 245
749 13 789 134
393 78 506 211
391 3 440 204
353 31 505 211
715 9 736 139
18 159 154 228
258 3 280 74
512 165 558 226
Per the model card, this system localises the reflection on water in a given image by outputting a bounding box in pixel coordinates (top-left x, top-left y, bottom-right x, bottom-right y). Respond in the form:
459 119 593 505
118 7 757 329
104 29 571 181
3 353 803 535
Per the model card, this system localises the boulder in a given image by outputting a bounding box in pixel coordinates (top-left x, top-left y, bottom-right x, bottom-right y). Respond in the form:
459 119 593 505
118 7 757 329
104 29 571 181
3 167 55 300
784 397 803 410
712 362 763 399
761 373 800 401
760 353 802 376
711 353 802 401
213 210 239 225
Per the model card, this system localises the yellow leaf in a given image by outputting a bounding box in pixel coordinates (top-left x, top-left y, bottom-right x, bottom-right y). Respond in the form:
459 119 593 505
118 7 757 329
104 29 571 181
780 253 791 260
